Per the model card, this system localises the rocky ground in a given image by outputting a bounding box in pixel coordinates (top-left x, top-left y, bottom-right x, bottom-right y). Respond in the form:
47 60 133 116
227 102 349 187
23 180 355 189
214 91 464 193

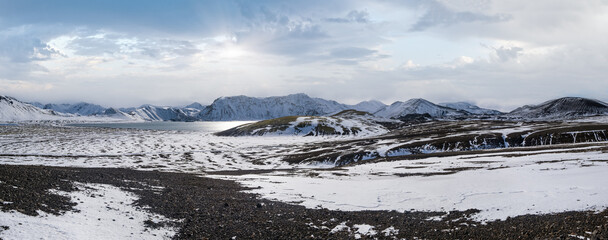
1 164 607 239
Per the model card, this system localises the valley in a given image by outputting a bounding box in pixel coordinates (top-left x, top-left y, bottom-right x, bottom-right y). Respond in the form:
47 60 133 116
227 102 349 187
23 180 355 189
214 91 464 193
1 94 608 239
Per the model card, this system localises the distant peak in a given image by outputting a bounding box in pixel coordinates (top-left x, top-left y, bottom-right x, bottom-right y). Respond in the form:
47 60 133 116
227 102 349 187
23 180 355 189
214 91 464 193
405 98 432 105
0 95 17 101
539 97 608 107
557 97 585 100
284 93 313 100
357 100 384 104
287 93 309 97
185 102 205 110
440 101 473 105
103 108 121 115
216 93 313 102
439 102 477 108
509 96 608 118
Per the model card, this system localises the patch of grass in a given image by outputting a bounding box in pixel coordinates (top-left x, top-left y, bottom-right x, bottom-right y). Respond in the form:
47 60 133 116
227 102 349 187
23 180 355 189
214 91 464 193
295 120 312 129
332 109 370 116
217 116 301 136
242 116 300 130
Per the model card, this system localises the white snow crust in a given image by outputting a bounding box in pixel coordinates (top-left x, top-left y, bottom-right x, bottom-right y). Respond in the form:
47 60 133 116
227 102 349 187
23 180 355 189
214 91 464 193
225 148 608 221
0 183 176 239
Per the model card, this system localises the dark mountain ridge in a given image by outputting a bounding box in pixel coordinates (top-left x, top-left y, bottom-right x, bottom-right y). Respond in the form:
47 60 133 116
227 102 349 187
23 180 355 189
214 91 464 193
508 97 608 119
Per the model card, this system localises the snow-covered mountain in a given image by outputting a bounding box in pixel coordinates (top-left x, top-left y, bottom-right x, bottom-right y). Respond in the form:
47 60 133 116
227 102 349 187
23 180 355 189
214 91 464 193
181 102 206 118
199 93 349 121
0 95 64 121
184 102 206 110
42 102 107 116
98 108 142 121
439 102 502 115
29 100 201 122
29 102 45 109
9 94 607 123
349 100 387 113
374 98 466 118
126 105 196 121
508 97 608 119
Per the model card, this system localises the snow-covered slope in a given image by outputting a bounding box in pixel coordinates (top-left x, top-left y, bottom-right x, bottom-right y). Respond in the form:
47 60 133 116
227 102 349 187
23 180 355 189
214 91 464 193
374 98 466 118
0 96 64 121
182 102 206 118
99 108 143 121
29 102 45 109
1 96 144 122
42 102 107 116
439 102 502 115
349 100 386 113
508 97 608 119
217 110 388 137
181 108 202 118
22 100 203 122
126 105 195 121
199 93 349 121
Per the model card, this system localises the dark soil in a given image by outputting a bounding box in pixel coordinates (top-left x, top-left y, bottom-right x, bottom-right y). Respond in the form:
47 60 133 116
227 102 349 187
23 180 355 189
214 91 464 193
1 164 607 239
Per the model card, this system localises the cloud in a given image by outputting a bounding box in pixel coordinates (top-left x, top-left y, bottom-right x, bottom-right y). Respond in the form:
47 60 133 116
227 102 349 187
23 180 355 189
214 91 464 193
330 47 376 59
401 60 420 69
231 5 389 65
491 45 523 62
0 0 245 38
325 10 370 23
0 29 63 63
409 1 510 31
69 34 121 56
68 32 202 59
0 25 67 79
1 0 608 110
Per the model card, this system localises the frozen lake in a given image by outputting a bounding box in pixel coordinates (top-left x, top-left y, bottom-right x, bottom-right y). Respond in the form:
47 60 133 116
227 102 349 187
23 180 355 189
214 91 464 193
69 121 253 132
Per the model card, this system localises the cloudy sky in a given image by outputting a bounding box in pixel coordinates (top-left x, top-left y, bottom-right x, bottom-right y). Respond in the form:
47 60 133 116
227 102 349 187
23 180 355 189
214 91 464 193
1 0 607 111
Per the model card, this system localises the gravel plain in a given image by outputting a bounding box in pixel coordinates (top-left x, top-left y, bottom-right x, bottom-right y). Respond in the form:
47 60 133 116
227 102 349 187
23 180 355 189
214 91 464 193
1 164 607 239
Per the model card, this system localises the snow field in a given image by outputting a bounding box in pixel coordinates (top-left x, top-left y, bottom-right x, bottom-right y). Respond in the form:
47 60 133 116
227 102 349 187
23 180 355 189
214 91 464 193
0 183 176 239
224 148 608 221
1 124 607 229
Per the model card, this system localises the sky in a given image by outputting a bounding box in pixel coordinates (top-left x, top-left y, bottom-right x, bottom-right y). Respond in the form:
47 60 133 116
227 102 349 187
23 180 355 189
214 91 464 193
0 0 607 111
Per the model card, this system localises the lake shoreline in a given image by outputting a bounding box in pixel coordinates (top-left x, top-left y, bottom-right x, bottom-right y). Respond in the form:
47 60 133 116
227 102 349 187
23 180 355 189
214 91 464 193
67 121 254 132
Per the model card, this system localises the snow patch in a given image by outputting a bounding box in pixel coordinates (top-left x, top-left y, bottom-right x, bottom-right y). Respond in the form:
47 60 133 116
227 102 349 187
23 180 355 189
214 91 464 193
0 183 176 239
330 221 351 234
381 226 399 236
353 224 377 237
229 149 608 221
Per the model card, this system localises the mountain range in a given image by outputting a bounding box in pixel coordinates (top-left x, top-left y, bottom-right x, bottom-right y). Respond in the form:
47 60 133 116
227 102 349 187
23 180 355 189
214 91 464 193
2 94 607 122
438 102 503 115
38 102 107 116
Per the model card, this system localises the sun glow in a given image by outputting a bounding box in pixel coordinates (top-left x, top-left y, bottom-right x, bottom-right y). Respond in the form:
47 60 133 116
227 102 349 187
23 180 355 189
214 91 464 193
219 45 247 59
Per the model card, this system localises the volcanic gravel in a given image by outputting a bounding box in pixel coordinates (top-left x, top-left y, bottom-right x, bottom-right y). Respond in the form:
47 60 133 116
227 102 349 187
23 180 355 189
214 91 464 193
1 164 607 239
